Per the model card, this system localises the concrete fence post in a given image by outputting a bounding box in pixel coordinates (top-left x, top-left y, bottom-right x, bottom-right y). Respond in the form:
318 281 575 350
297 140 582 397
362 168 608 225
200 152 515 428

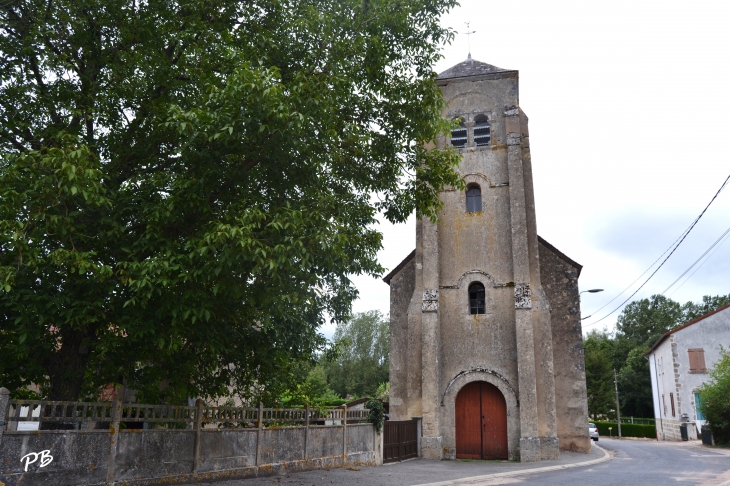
255 401 263 467
0 387 10 447
107 385 124 484
193 399 204 473
342 405 347 459
304 404 309 461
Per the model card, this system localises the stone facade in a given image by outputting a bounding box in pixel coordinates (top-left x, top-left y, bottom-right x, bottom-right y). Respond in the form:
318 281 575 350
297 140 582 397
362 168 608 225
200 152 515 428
647 304 730 441
383 59 590 462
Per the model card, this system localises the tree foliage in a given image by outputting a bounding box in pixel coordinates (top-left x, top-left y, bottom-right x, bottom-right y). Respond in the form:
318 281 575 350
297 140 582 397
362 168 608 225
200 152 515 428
323 311 389 398
0 0 462 404
583 330 615 420
278 363 341 408
698 346 730 445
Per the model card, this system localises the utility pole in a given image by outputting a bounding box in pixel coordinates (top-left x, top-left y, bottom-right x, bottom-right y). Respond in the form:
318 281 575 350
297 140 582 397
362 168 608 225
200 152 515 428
614 368 622 439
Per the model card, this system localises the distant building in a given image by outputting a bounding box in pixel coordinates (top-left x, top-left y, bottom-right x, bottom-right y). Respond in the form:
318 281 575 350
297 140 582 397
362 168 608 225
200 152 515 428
646 304 730 441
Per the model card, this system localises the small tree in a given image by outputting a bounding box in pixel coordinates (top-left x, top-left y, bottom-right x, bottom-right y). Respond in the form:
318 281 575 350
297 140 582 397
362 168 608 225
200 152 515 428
375 382 390 402
584 330 615 420
323 311 390 398
698 346 730 445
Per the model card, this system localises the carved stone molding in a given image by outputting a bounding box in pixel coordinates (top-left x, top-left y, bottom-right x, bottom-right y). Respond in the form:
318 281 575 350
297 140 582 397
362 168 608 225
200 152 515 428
506 133 522 146
422 289 439 312
514 283 532 309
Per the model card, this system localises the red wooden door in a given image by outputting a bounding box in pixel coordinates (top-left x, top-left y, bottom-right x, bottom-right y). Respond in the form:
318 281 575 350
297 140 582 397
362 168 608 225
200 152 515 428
455 381 508 460
455 381 482 458
480 382 508 459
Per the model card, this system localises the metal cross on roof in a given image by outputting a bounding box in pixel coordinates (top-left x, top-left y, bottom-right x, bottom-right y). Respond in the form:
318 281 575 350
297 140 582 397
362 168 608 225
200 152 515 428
464 22 476 60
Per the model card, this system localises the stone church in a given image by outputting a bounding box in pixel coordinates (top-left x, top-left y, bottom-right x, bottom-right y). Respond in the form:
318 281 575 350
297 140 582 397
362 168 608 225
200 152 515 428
383 59 590 462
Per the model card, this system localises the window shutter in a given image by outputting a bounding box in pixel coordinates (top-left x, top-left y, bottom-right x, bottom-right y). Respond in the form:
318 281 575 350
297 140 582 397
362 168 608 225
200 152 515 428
688 350 697 371
689 349 706 372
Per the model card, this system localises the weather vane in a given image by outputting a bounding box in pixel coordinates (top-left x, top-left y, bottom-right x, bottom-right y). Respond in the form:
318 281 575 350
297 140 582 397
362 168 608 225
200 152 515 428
464 22 476 60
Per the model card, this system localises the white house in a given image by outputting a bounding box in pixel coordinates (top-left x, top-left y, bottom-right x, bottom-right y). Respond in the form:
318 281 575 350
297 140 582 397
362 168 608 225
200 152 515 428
646 303 730 441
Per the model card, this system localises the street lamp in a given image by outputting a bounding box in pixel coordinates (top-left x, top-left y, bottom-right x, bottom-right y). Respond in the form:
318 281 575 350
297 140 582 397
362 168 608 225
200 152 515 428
580 289 604 320
580 289 604 294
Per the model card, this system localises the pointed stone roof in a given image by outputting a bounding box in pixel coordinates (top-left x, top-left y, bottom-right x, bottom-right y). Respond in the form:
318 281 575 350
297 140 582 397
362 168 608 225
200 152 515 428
437 57 512 80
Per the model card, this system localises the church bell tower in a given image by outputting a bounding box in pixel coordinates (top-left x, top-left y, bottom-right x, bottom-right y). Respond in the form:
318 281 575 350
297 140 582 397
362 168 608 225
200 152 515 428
384 59 591 462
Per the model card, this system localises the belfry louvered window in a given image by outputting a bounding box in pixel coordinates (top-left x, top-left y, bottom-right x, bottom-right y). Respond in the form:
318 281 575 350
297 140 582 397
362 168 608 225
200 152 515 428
450 120 467 148
474 115 491 146
469 282 486 315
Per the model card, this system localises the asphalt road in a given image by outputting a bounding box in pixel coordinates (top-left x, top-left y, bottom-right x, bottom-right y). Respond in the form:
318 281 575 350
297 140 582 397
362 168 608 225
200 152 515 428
508 439 730 486
182 439 730 486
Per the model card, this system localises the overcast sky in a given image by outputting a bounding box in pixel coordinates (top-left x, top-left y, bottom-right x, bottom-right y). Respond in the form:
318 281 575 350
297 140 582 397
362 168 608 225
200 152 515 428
322 0 730 339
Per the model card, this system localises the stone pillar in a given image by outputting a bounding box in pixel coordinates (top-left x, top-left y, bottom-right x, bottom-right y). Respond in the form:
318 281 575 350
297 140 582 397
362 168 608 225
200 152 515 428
520 126 559 460
505 107 540 463
107 385 124 483
304 404 310 461
193 398 204 473
420 216 442 459
0 387 10 447
255 401 263 466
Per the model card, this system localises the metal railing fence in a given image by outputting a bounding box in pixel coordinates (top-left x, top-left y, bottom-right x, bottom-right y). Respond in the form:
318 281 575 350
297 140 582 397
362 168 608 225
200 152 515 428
6 399 371 428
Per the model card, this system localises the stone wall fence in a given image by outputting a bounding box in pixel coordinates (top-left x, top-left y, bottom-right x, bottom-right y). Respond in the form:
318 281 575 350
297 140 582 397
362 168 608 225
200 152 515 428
0 387 382 486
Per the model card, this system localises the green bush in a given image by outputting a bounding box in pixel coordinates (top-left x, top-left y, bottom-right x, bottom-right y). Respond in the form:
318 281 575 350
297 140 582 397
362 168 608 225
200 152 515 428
594 421 656 438
317 398 349 407
365 398 384 434
698 347 730 446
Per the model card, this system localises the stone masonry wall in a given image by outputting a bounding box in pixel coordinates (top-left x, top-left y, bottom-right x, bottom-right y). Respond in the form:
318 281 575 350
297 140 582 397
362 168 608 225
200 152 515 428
538 238 591 453
0 424 378 486
388 254 416 421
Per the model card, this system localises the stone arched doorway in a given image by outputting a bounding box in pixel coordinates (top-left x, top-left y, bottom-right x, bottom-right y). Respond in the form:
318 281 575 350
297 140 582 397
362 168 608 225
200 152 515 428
455 381 508 460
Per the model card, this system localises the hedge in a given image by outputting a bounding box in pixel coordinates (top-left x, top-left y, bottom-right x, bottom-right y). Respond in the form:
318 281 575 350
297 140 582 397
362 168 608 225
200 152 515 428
594 421 656 438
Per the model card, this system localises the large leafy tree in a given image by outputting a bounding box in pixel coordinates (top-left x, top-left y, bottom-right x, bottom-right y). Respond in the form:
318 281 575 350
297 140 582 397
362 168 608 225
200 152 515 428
0 0 462 405
613 295 685 417
682 294 730 322
583 330 615 420
322 310 390 398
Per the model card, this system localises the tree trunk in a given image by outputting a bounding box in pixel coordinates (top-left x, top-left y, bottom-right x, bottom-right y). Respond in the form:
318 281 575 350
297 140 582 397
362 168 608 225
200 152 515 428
40 329 90 430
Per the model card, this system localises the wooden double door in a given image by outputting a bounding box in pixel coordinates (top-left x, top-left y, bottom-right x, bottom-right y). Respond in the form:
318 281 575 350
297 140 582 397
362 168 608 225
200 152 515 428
455 381 508 460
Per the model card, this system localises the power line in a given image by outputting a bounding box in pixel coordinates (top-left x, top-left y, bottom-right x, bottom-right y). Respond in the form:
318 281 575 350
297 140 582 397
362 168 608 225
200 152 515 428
666 225 730 297
583 174 730 329
584 227 686 318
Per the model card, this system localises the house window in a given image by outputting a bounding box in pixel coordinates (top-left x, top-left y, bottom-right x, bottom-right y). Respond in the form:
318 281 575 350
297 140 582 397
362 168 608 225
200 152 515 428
695 392 705 421
670 392 675 417
662 394 667 416
688 349 706 372
466 185 482 212
474 115 491 146
450 120 467 148
469 282 486 315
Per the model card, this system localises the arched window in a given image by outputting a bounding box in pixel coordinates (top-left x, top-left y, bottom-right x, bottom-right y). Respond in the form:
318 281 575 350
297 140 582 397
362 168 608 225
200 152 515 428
474 115 491 146
469 282 486 315
450 119 467 148
466 185 482 212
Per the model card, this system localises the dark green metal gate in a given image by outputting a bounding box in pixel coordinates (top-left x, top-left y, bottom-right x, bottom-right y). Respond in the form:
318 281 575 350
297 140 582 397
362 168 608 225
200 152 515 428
383 419 418 463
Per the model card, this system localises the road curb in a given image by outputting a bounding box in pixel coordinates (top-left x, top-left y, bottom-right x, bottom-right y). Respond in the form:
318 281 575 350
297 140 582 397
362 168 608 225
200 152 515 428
412 444 611 486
